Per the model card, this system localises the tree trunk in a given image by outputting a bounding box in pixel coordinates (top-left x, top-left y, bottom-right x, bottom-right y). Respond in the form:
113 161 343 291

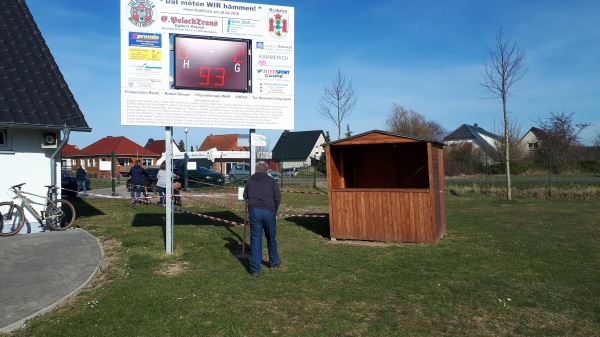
503 95 512 200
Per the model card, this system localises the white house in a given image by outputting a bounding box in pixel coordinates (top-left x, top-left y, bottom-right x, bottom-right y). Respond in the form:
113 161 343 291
0 2 91 234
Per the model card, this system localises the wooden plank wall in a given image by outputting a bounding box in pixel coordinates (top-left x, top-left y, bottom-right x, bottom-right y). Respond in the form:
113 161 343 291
329 189 435 243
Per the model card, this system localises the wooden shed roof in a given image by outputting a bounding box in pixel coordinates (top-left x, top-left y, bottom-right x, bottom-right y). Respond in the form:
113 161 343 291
328 130 443 146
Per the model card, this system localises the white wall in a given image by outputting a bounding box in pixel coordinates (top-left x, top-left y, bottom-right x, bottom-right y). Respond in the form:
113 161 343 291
0 128 62 234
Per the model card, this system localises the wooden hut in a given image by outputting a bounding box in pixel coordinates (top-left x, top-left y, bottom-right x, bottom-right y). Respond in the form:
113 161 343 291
326 130 445 243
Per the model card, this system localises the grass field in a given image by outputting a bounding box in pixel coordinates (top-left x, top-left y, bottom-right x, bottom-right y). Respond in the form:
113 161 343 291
3 189 600 336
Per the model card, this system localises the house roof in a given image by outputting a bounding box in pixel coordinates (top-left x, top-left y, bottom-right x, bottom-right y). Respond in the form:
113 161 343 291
443 124 501 151
272 130 325 161
199 134 247 151
329 129 443 146
444 124 499 142
79 136 159 157
520 127 546 142
61 143 82 157
0 0 90 131
144 139 170 154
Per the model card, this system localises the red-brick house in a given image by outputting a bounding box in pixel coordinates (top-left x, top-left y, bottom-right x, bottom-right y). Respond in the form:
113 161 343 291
63 136 160 178
199 134 249 174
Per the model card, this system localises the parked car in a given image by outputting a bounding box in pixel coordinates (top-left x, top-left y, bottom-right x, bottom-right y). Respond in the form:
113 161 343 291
228 163 250 183
282 167 300 177
228 163 279 183
187 167 225 187
267 169 280 181
126 167 183 192
61 170 90 197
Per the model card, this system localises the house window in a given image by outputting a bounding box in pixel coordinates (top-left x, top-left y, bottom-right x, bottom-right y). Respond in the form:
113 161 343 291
142 158 153 166
118 158 131 166
93 159 97 166
528 142 539 150
71 159 77 166
80 159 85 166
0 129 12 151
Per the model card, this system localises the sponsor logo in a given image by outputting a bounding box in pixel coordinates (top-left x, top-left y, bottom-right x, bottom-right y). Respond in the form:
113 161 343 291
268 12 289 39
128 0 156 28
129 32 161 48
257 69 291 75
258 54 289 61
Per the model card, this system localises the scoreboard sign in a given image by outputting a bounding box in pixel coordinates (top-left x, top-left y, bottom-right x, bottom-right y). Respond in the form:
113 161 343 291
173 36 250 92
120 1 294 129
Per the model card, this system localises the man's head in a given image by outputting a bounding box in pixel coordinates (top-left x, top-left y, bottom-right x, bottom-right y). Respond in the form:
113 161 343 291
255 161 269 173
135 160 141 166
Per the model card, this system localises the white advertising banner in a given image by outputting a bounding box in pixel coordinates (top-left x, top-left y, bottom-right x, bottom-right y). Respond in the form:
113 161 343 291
120 0 294 129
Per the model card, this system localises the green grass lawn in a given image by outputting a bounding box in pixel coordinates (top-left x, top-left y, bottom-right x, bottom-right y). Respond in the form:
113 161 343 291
4 193 600 336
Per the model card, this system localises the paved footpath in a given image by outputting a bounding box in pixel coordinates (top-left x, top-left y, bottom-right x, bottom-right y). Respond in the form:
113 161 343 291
0 229 103 333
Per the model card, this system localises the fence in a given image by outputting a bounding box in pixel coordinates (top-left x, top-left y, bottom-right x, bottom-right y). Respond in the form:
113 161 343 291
276 160 327 190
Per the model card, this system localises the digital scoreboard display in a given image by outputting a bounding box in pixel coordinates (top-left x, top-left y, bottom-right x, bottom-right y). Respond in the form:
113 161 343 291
173 36 251 92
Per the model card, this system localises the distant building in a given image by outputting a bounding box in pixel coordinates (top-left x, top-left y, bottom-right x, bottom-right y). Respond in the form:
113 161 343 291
272 130 326 169
518 127 546 154
443 123 500 153
62 136 160 178
198 134 250 174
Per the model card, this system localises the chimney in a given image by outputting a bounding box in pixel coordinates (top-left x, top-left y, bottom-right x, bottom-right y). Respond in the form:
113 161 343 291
474 123 478 129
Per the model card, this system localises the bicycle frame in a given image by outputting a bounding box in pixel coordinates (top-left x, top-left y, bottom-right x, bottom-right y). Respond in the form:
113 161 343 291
12 188 53 223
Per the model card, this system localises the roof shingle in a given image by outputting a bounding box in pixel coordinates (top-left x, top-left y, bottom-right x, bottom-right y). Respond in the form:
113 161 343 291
80 136 159 157
0 0 90 131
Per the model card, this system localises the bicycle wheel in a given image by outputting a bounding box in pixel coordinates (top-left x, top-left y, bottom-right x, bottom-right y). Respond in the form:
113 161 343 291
45 199 76 231
0 202 26 236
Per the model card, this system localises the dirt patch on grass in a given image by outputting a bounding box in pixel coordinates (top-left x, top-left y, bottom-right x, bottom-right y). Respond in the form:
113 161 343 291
87 236 124 289
155 261 190 277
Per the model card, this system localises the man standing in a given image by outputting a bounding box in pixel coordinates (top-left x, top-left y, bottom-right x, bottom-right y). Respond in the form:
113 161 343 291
129 160 148 204
243 161 281 276
75 165 87 196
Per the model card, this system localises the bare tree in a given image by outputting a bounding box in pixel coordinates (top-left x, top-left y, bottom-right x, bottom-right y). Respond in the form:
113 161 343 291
317 69 358 139
535 111 592 173
593 130 600 147
490 117 526 166
385 104 447 142
480 27 527 200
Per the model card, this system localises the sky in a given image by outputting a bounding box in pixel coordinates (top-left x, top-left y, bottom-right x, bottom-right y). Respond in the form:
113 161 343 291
25 0 600 150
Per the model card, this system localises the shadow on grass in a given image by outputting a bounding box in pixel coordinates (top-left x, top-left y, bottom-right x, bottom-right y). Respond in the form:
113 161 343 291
284 216 330 239
130 207 245 228
68 198 105 218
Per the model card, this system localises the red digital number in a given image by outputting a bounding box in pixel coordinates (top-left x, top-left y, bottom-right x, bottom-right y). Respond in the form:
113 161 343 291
233 45 245 63
176 46 189 60
198 66 210 86
214 67 225 86
197 67 226 87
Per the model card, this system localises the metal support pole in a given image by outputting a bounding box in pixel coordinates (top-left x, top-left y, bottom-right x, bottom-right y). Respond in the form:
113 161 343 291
111 151 117 196
250 129 256 175
165 127 174 254
242 201 248 257
183 152 188 190
313 154 317 189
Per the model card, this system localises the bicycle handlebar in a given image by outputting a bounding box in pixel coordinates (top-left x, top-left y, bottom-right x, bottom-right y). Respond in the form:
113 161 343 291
10 183 26 190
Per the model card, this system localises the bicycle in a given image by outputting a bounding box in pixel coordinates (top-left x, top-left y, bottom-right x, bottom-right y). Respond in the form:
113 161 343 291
0 183 76 236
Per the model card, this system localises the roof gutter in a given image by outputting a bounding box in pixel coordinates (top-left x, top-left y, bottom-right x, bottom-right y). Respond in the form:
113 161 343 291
50 127 70 198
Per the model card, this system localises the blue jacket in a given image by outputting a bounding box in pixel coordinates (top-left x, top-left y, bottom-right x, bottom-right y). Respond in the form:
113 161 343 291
129 164 148 185
75 167 86 181
243 172 281 212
